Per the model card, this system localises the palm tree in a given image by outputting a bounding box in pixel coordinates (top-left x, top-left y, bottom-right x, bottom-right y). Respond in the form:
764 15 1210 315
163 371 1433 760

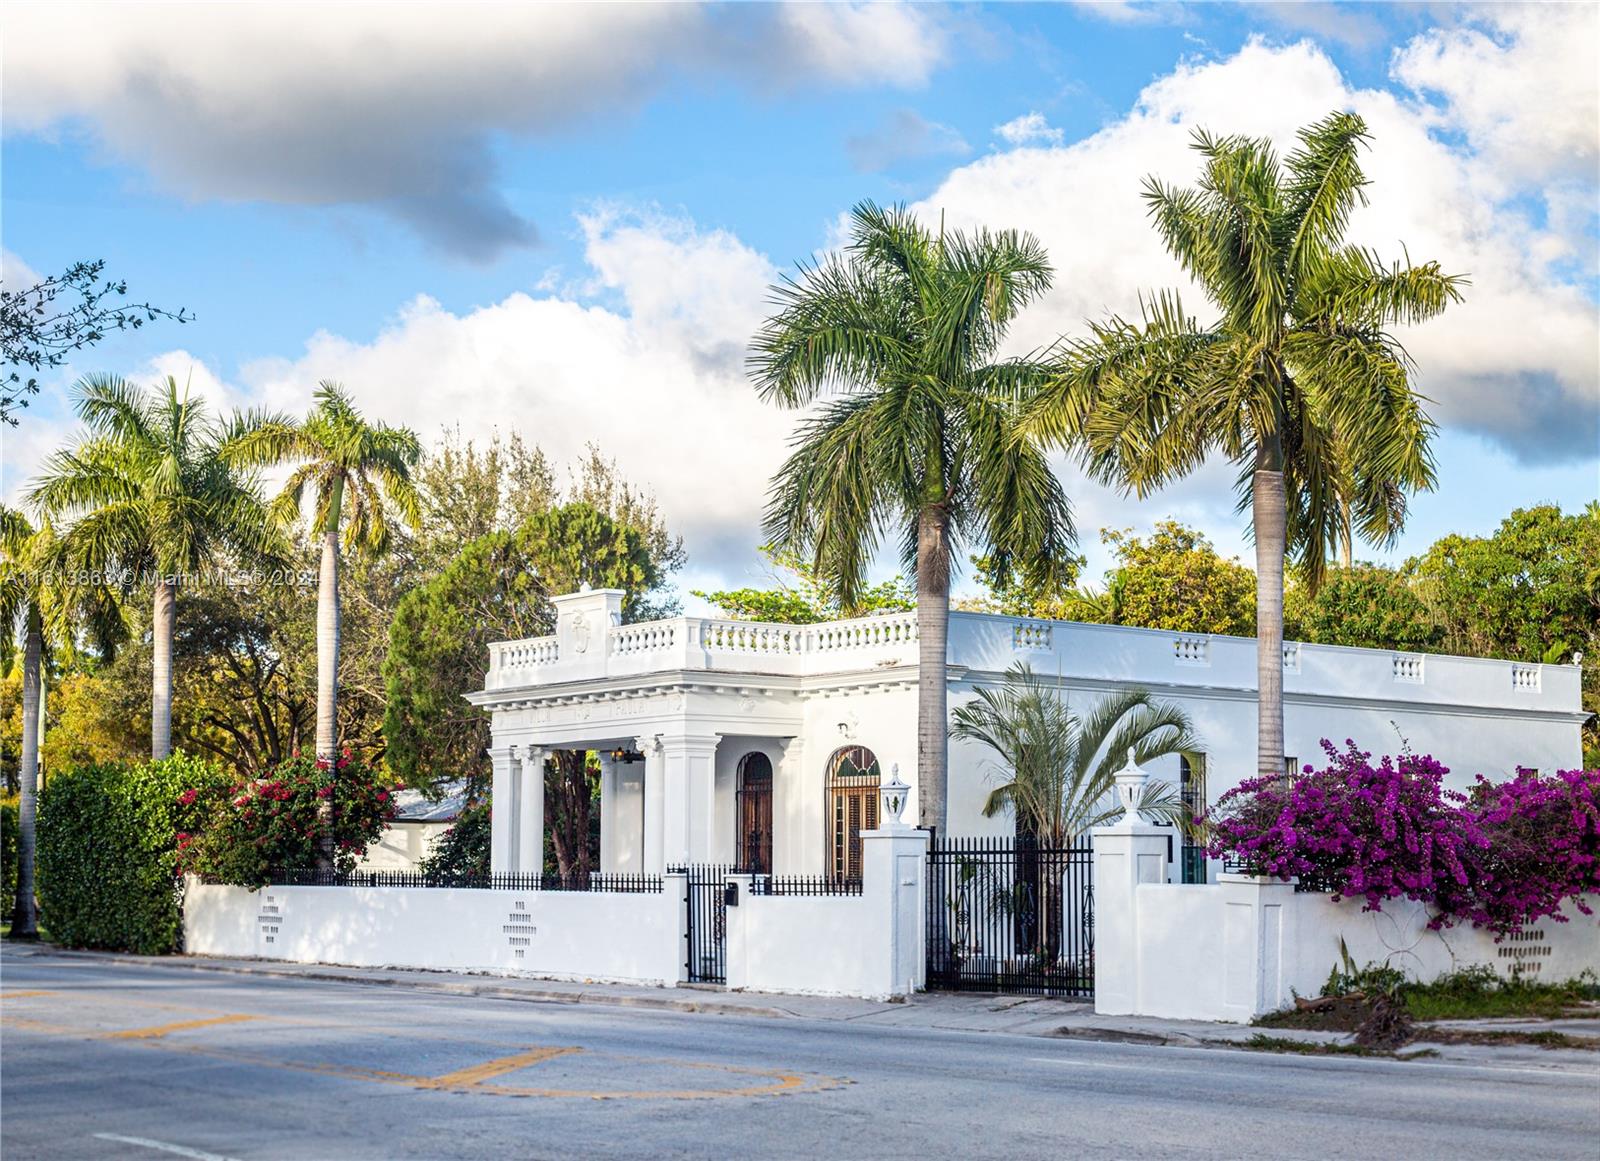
1 507 122 938
950 663 1197 845
223 383 420 864
28 375 280 760
1027 112 1462 779
750 202 1078 834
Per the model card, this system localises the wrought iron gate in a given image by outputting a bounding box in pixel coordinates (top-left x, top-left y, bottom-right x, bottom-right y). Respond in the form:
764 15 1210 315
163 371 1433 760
679 864 730 984
925 837 1094 997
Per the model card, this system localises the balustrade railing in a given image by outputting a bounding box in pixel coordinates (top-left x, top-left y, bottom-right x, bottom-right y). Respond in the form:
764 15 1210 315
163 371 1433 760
610 621 677 655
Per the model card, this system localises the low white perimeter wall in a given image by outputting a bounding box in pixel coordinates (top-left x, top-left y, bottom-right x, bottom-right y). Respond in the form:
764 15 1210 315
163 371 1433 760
724 829 928 1001
184 877 685 986
1097 826 1600 1023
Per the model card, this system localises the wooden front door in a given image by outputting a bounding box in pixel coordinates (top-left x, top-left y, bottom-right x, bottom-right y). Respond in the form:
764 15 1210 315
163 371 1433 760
736 752 773 873
827 746 880 881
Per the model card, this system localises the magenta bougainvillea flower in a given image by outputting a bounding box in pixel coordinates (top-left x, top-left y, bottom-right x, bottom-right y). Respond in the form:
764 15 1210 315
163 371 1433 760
1206 740 1599 937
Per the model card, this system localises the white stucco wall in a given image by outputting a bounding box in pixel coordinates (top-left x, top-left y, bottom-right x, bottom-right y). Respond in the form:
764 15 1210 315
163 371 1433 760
1094 826 1600 1023
184 877 685 986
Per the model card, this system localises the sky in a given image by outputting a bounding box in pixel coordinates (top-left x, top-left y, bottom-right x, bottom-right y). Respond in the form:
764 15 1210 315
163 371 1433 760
3 1 1597 606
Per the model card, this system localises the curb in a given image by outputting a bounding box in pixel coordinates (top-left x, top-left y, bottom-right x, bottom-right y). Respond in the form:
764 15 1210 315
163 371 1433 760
5 944 797 1020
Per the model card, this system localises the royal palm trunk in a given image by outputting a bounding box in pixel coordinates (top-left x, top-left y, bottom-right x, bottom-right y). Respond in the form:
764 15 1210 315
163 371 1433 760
1252 456 1287 779
916 505 952 835
11 610 42 937
315 479 343 870
151 577 176 760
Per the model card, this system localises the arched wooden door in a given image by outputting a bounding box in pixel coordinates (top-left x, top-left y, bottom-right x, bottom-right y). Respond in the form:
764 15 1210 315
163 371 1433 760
826 746 880 881
736 752 773 873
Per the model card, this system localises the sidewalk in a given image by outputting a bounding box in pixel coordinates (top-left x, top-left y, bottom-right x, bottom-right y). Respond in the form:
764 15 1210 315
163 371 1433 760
9 943 1596 1068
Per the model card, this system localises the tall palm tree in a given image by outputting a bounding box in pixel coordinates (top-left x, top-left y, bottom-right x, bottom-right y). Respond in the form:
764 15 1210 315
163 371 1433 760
951 663 1197 845
28 375 280 760
1 507 121 938
750 202 1078 834
1027 112 1462 779
224 382 420 865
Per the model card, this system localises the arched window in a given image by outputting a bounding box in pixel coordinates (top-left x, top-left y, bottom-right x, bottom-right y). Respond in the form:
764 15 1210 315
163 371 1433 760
736 752 774 874
826 746 881 881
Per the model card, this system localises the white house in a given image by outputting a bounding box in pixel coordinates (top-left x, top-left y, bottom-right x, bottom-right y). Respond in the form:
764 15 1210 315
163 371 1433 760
466 586 1587 879
353 782 467 873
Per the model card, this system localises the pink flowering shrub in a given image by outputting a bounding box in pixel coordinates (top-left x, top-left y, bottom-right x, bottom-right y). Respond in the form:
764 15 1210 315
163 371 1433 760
1437 768 1600 933
1206 741 1483 911
181 751 398 886
1206 742 1600 936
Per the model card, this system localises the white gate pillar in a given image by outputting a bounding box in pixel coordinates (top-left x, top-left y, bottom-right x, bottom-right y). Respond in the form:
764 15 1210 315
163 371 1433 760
1091 751 1171 1016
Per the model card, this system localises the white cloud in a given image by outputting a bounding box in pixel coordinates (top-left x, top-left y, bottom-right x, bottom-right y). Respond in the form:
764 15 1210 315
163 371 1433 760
1 2 947 261
914 33 1598 471
846 109 970 173
995 112 1065 148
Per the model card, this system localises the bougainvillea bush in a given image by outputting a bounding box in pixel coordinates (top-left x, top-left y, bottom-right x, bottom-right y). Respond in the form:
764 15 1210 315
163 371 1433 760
1438 768 1600 934
1206 742 1600 935
1206 741 1483 913
182 751 397 887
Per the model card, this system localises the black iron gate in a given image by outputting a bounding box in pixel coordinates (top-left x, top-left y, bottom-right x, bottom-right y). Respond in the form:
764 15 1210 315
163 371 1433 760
925 837 1094 997
678 864 730 984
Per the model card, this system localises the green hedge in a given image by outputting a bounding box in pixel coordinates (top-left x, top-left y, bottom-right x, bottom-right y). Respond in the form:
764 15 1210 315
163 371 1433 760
1 794 17 920
36 755 227 954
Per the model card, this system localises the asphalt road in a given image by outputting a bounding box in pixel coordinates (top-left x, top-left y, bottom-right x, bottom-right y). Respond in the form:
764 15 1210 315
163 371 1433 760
2 948 1597 1161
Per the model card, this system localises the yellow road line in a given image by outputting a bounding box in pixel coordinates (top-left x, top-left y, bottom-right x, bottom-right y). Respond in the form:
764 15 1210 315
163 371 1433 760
105 1014 259 1040
0 990 54 998
429 1046 583 1087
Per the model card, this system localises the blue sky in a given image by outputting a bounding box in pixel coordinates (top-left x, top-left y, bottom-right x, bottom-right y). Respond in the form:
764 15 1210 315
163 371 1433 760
3 2 1596 599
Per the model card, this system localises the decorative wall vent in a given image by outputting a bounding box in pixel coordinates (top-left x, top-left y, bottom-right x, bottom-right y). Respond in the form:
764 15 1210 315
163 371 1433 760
1281 642 1302 674
1510 664 1541 693
258 895 282 946
1173 636 1210 666
503 898 537 960
1495 927 1548 976
1391 654 1425 683
1012 622 1052 651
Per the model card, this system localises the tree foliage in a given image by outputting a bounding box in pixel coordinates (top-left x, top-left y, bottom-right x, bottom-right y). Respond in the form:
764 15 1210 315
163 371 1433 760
382 503 662 796
1 259 190 424
694 546 914 624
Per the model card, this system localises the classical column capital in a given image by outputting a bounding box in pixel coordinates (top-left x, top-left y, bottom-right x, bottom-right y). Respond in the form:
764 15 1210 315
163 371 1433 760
658 731 721 758
633 734 662 756
487 743 521 766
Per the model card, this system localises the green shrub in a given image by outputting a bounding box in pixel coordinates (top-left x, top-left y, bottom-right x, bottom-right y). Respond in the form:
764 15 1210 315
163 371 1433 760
182 752 396 887
417 802 490 884
36 755 228 953
1 794 18 919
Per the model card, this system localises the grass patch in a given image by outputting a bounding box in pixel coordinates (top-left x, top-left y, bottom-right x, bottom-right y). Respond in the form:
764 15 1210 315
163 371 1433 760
1240 1034 1437 1060
1416 1028 1599 1052
1402 971 1599 1022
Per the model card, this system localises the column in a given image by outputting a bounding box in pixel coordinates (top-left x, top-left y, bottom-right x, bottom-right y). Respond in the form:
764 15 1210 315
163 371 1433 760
488 744 518 876
637 736 664 873
597 751 619 873
518 747 547 876
774 737 808 875
860 826 930 998
660 733 720 868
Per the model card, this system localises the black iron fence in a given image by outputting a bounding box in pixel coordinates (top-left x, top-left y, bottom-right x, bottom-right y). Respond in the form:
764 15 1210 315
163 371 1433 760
673 864 730 983
926 836 1094 998
1181 844 1209 885
265 868 664 892
748 875 863 897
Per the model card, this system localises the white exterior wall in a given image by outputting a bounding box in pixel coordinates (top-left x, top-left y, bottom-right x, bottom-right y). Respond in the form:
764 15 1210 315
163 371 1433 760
724 829 928 1000
184 878 685 986
470 590 1586 881
1092 824 1600 1024
353 821 451 873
